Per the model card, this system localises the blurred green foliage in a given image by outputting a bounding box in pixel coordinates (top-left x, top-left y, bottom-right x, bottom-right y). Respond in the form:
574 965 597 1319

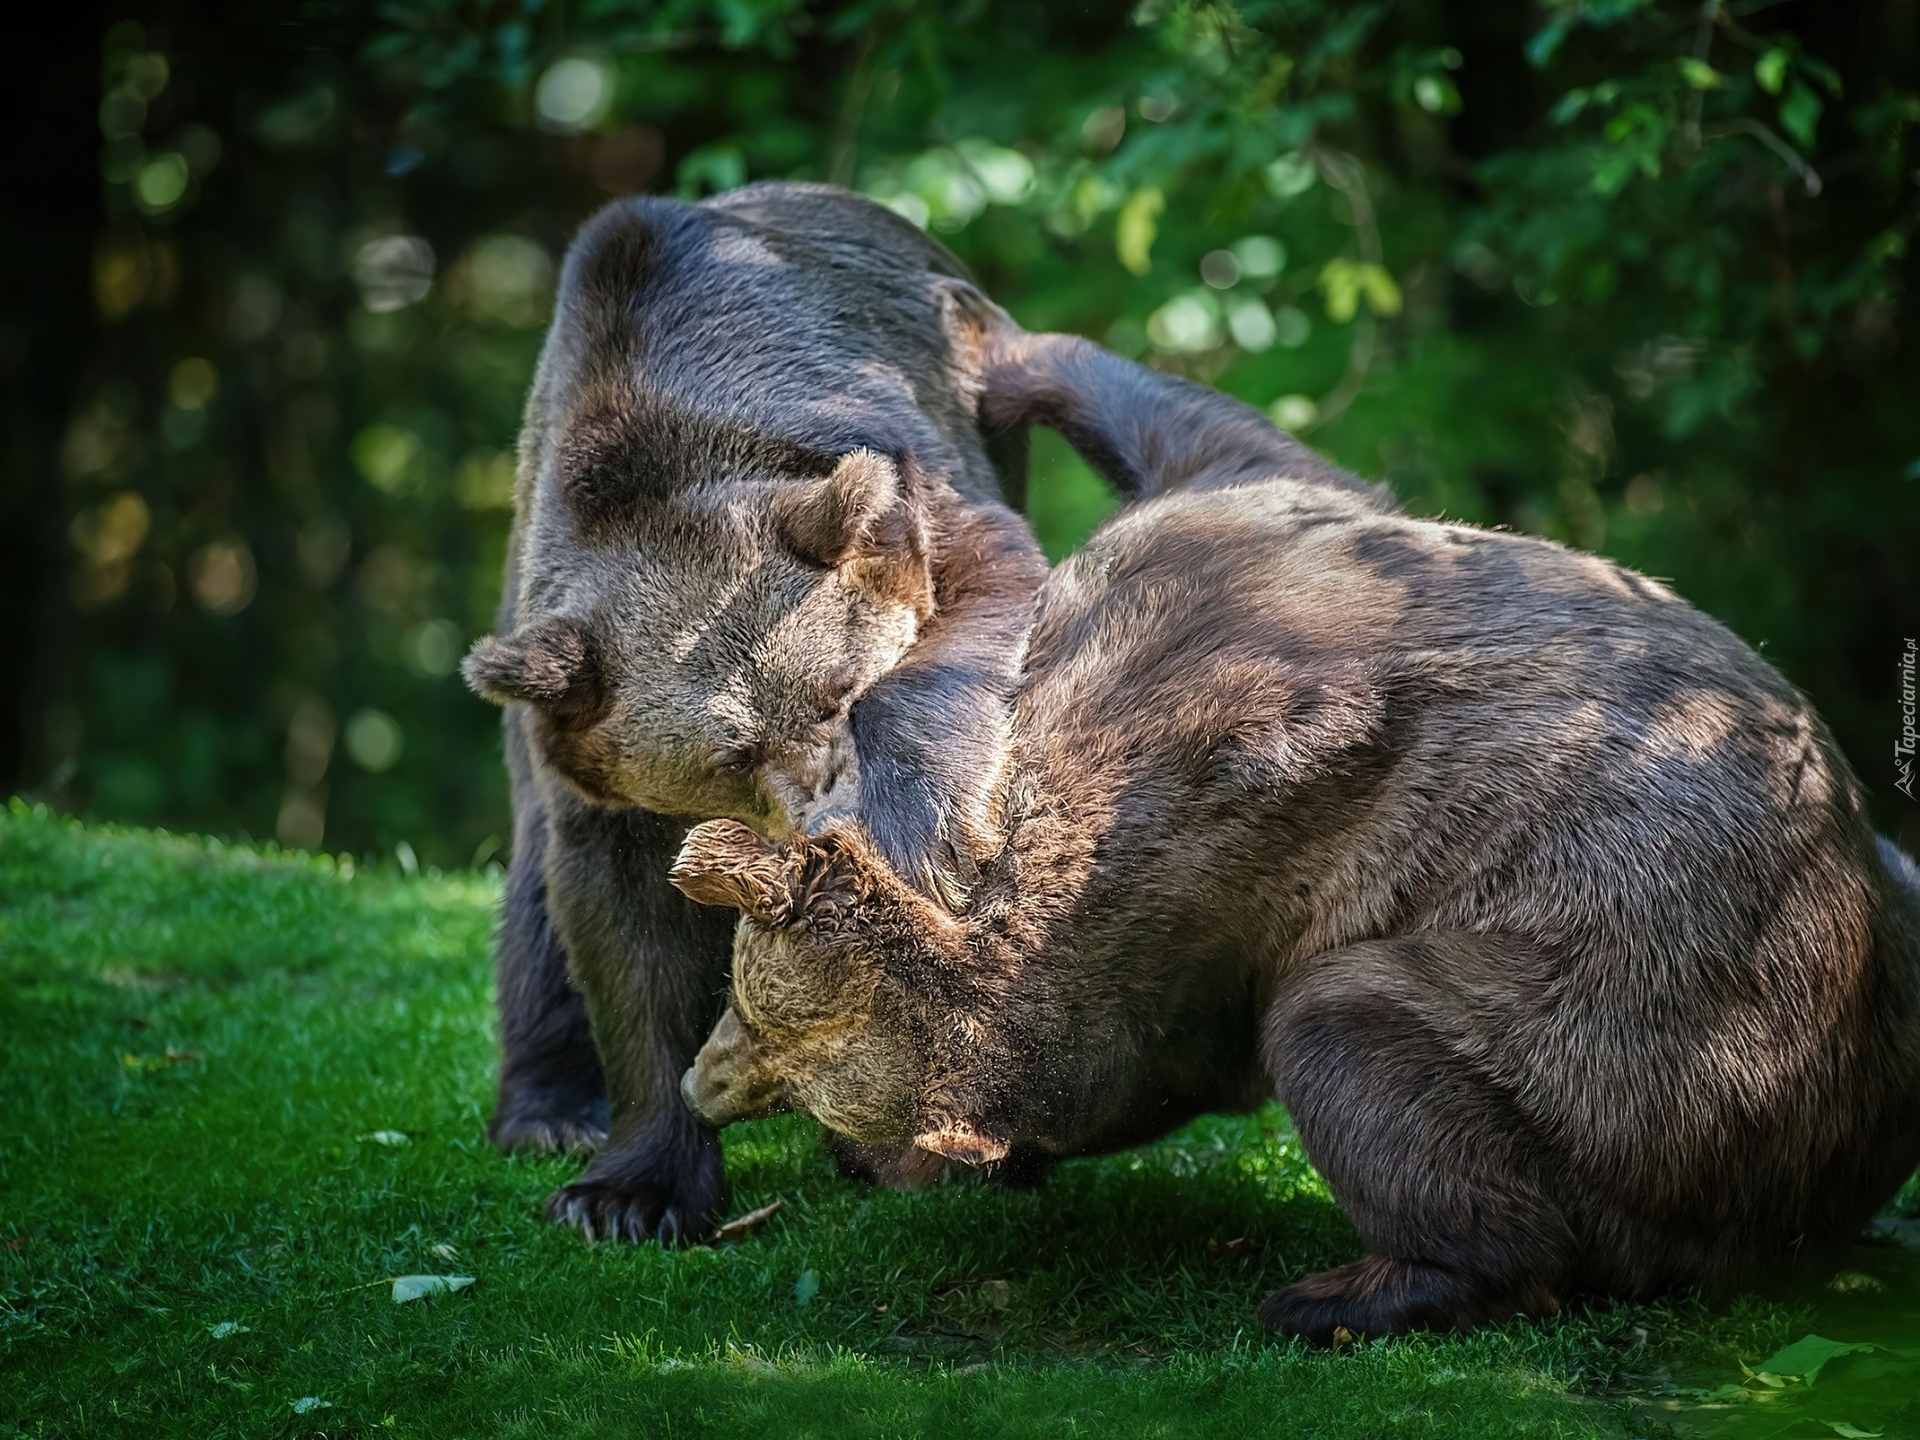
34 0 1920 866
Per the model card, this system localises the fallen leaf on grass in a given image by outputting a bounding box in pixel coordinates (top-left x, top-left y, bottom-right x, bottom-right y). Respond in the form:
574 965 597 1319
1208 1236 1261 1260
1662 1334 1904 1411
359 1130 410 1146
793 1269 819 1306
709 1200 781 1244
121 1049 203 1072
290 1397 332 1414
207 1321 250 1338
1826 1424 1883 1438
391 1274 474 1303
978 1279 1014 1309
4 1237 23 1253
1754 1335 1878 1385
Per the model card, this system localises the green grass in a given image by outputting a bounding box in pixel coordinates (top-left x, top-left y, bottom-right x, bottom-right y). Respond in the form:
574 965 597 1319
4 802 1917 1439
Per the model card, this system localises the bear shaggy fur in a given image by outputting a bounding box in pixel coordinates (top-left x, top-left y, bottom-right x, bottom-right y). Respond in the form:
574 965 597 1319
464 190 1364 1244
463 183 1044 1243
671 334 1920 1338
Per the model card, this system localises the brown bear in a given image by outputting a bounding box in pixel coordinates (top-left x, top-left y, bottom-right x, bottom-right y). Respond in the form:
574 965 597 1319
670 331 1920 1338
462 187 1363 1241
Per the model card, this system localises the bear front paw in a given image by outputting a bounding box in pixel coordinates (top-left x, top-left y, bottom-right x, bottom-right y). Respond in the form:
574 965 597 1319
544 1133 728 1245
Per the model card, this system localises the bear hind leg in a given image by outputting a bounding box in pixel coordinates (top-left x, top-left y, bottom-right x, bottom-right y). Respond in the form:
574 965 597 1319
1260 1255 1561 1344
1261 932 1580 1341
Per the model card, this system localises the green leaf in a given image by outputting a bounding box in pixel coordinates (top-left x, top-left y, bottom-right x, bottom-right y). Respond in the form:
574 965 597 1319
676 142 746 198
1801 54 1843 96
1526 17 1570 68
1413 76 1461 115
792 1269 819 1306
1678 58 1724 90
1115 188 1165 276
1314 260 1401 323
1826 1424 1883 1439
1780 82 1823 148
1264 151 1316 198
1753 1335 1877 1385
391 1274 475 1303
1754 48 1789 95
1551 88 1594 124
1359 265 1403 317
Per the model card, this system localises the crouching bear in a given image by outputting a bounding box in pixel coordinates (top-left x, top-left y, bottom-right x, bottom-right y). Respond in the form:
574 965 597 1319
670 333 1920 1339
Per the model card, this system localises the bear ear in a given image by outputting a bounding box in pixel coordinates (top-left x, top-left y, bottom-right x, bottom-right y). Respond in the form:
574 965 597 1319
462 618 601 712
935 276 1015 397
935 275 1012 348
670 820 791 922
912 1113 1010 1167
772 449 911 569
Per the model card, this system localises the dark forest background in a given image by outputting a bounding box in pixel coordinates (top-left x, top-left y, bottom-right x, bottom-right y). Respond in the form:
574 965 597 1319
4 0 1916 870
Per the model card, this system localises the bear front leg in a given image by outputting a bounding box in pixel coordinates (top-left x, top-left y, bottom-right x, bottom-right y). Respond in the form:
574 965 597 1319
1259 932 1580 1341
488 704 608 1156
540 787 739 1243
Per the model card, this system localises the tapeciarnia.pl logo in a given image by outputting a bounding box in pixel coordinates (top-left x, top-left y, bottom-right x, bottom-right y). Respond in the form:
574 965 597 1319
1899 637 1917 800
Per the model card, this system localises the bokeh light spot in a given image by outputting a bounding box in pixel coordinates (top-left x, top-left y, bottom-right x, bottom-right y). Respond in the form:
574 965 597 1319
402 619 462 678
169 357 219 410
352 235 434 313
187 540 258 616
344 709 405 772
134 153 189 212
1271 394 1320 432
536 57 614 132
1147 292 1222 353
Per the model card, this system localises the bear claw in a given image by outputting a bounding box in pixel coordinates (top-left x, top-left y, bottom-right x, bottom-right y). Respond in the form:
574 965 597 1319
489 1107 609 1158
488 1079 610 1157
544 1179 720 1246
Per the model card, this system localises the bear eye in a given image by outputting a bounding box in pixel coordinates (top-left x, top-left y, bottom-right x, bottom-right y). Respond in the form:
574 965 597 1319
712 742 763 775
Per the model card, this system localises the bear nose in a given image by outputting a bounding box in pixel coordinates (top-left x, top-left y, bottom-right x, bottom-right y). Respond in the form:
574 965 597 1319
679 1065 720 1123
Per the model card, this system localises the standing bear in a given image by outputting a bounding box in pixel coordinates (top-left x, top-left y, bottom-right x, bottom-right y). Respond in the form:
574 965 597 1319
672 329 1920 1339
464 185 1364 1240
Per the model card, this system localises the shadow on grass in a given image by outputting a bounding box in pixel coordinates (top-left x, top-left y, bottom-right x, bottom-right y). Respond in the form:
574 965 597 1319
5 805 1917 1440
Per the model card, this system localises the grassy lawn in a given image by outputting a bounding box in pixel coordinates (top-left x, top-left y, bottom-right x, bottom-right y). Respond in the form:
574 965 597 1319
4 802 1917 1439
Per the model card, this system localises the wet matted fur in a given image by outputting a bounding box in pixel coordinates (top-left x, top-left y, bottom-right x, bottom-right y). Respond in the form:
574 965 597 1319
673 333 1920 1337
